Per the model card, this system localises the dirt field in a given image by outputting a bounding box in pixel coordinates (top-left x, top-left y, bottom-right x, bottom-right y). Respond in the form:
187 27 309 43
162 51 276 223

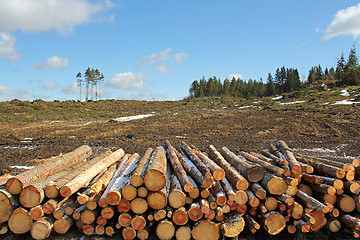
0 102 359 239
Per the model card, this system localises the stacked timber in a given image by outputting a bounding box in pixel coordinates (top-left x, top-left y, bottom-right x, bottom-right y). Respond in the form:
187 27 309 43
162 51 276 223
1 140 360 239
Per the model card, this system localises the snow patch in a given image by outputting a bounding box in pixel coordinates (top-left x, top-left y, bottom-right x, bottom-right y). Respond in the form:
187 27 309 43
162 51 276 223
271 96 283 100
9 165 34 170
112 114 154 122
332 99 360 105
238 105 256 109
340 89 350 97
279 100 306 105
294 148 337 153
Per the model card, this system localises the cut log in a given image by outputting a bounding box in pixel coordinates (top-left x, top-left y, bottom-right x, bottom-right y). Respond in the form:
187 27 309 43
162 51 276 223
221 146 265 182
117 199 131 213
208 145 249 190
210 179 227 206
244 214 260 234
138 186 148 198
29 205 44 221
172 207 188 226
144 147 167 191
219 212 245 237
310 183 336 196
97 216 107 226
260 172 287 195
276 140 302 175
95 225 105 235
326 216 341 232
295 219 310 233
165 141 193 192
131 215 146 230
344 180 360 194
53 215 74 234
98 154 130 208
101 205 115 219
340 214 360 236
296 190 329 213
338 194 356 213
8 207 33 234
60 148 125 198
137 225 151 240
86 194 101 211
122 226 136 240
81 208 99 225
72 204 86 220
0 224 8 235
130 198 148 214
156 220 175 240
261 149 289 167
53 197 78 219
147 185 168 210
187 176 200 199
118 213 132 227
190 144 225 180
259 211 286 235
176 225 191 240
298 157 345 179
122 184 137 201
180 141 212 179
242 151 285 175
82 224 94 235
264 196 278 211
130 147 153 187
290 201 303 219
6 145 92 195
296 153 355 172
245 189 260 208
302 173 343 190
307 209 327 231
192 220 219 240
250 183 266 200
220 177 236 201
30 216 54 240
188 202 203 222
104 153 141 205
168 175 186 209
0 189 19 224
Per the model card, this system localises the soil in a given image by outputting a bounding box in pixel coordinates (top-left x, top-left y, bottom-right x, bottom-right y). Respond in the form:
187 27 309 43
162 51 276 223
0 105 359 239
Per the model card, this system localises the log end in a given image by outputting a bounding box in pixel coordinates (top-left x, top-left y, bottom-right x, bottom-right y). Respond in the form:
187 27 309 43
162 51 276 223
147 191 167 210
54 218 71 234
0 190 16 223
176 226 191 240
248 166 265 183
122 227 136 239
59 186 72 198
8 208 33 234
236 179 249 191
234 190 248 205
130 174 144 188
264 212 286 235
169 190 186 209
192 220 219 240
188 207 203 222
213 169 226 181
19 186 43 208
144 169 167 192
172 209 188 226
30 220 51 240
267 176 287 195
106 190 121 206
336 169 346 179
5 178 22 195
44 185 59 199
130 198 148 214
183 183 193 193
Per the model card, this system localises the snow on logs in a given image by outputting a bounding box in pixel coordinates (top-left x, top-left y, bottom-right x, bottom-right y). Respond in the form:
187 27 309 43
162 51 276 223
2 140 360 239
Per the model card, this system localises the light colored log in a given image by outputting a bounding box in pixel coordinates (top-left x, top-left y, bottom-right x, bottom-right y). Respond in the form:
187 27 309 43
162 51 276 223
30 216 54 240
0 189 19 224
156 220 175 240
8 207 33 234
192 220 219 240
53 215 74 234
144 147 167 191
130 148 153 187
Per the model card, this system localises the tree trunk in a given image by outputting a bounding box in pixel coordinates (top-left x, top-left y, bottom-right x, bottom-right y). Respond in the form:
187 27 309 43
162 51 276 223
298 157 345 179
208 145 249 190
60 148 125 198
241 151 284 175
130 148 153 187
168 175 186 209
6 145 92 195
296 190 329 213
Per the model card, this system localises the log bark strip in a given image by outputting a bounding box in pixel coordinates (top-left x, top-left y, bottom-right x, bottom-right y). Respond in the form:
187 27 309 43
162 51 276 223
130 148 153 187
276 140 302 175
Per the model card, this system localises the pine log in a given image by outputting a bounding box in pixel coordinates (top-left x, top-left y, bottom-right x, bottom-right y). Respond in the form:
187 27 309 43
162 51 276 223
190 144 225 180
97 216 107 226
302 173 343 190
165 141 193 192
0 173 11 186
137 225 151 240
208 145 249 190
131 215 146 230
260 172 287 195
72 204 86 220
86 194 101 211
192 220 219 240
220 177 236 201
138 186 148 198
101 205 115 219
82 224 95 235
242 151 285 175
156 220 175 240
295 219 310 232
326 216 341 232
176 225 191 240
220 147 265 182
344 180 360 194
53 215 74 234
168 175 186 209
296 153 355 172
29 205 44 221
307 209 327 231
0 224 8 235
144 147 167 191
245 189 260 208
172 207 188 226
8 207 33 234
299 162 314 174
188 202 203 222
117 199 131 213
250 183 266 200
130 198 148 214
259 211 286 235
298 157 346 179
264 196 278 211
130 148 153 187
121 226 135 239
6 145 92 195
296 189 329 213
122 184 137 201
218 211 245 237
175 147 213 189
261 149 289 167
104 153 141 205
105 224 117 237
210 179 227 206
118 213 132 227
180 141 212 179
298 183 313 196
290 201 303 219
154 209 166 221
276 140 302 175
60 148 125 198
95 225 105 235
81 208 99 225
310 183 336 196
147 185 168 210
200 187 210 198
53 197 78 219
338 194 356 212
340 214 360 236
30 216 54 240
0 189 19 224
244 214 260 234
187 176 200 199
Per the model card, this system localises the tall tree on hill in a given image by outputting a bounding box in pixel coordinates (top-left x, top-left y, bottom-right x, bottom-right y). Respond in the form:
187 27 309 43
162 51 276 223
84 67 92 101
76 72 82 101
266 73 276 96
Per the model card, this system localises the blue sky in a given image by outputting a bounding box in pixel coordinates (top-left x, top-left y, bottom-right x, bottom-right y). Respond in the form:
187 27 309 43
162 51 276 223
1 0 360 101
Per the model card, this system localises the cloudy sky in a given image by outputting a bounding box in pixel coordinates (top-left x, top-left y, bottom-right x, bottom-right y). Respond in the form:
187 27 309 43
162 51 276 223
0 0 360 101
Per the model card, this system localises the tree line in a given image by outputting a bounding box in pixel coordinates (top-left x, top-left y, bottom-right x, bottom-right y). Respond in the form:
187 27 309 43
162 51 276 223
188 45 360 99
76 68 104 101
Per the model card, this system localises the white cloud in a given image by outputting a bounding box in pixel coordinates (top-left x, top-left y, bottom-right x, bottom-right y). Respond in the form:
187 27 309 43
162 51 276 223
226 74 243 80
174 52 188 64
323 3 360 40
0 32 21 61
63 81 79 95
118 90 159 101
136 48 172 67
107 72 146 90
0 0 114 34
32 56 69 69
0 85 33 100
154 63 170 74
40 82 59 90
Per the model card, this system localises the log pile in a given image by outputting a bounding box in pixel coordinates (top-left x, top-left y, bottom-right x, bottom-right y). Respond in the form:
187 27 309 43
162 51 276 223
1 141 360 239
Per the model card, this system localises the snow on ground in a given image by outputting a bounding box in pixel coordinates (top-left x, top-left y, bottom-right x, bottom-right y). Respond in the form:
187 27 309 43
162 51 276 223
9 165 34 170
238 105 257 109
293 147 337 153
112 114 154 122
340 89 350 97
279 100 306 105
332 99 360 105
271 96 283 100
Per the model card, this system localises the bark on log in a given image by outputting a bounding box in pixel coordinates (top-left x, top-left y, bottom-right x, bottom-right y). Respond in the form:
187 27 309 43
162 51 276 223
340 214 360 236
344 180 360 194
261 149 289 167
295 219 310 233
187 175 200 199
144 147 167 191
220 147 265 183
156 220 175 240
165 141 193 192
53 215 74 234
6 145 92 195
29 205 44 221
60 148 125 198
180 141 212 179
276 140 302 175
0 189 19 224
208 145 249 190
53 197 78 219
72 204 86 220
192 220 219 240
242 151 285 175
220 177 236 202
260 172 287 195
210 179 227 206
298 157 346 179
8 207 33 234
30 216 54 240
296 190 329 213
168 174 186 209
250 183 266 200
130 148 153 187
219 212 245 237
